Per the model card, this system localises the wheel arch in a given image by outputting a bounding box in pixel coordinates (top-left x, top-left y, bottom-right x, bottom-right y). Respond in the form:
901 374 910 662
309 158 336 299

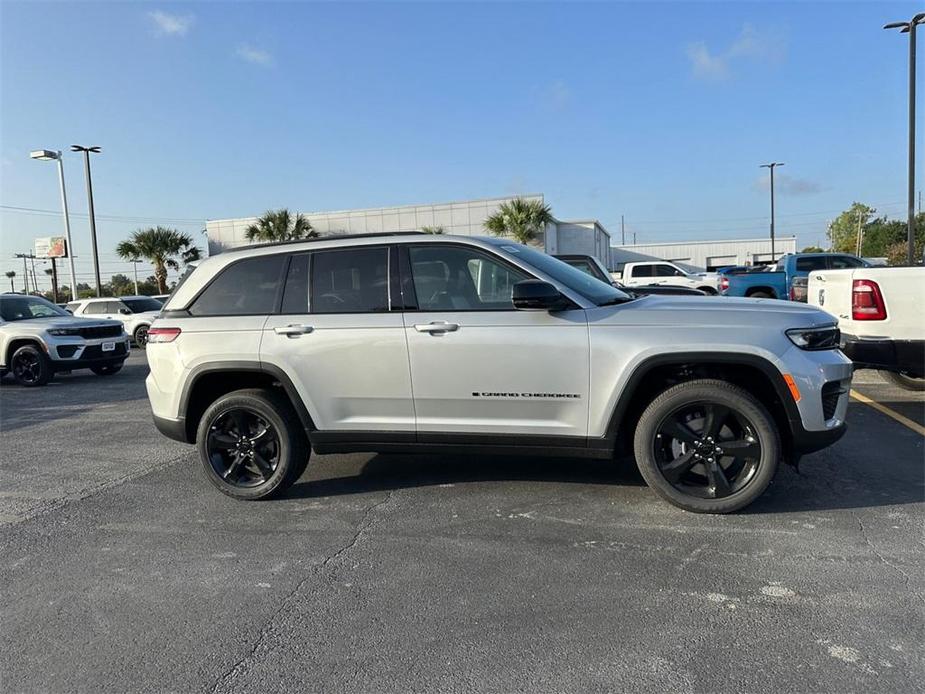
603 352 801 460
745 286 777 298
4 337 46 367
179 361 317 443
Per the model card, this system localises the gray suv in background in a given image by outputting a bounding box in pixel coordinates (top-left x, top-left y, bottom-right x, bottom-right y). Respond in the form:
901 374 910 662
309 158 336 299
145 232 852 513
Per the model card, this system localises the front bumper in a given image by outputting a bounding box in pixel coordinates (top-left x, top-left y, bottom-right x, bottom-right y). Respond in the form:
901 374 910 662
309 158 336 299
841 334 924 378
49 338 131 371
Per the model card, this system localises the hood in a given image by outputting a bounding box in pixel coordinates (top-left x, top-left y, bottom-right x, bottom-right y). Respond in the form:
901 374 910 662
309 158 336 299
588 295 835 329
1 315 123 331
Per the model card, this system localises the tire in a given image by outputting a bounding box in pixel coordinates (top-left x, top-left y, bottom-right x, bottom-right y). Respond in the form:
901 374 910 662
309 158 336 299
749 291 774 299
196 388 310 500
881 371 925 392
9 344 52 387
133 324 150 349
91 362 124 376
633 379 780 514
697 286 717 295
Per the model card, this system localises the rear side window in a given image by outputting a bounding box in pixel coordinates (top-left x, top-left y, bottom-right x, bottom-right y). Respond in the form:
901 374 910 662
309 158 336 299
281 254 310 314
795 256 827 272
311 247 389 313
83 301 107 314
189 255 286 316
631 265 652 278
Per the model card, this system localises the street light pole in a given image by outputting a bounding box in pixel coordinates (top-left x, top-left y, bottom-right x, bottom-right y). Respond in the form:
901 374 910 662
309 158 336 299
885 13 925 265
760 162 784 260
71 145 102 296
30 149 78 300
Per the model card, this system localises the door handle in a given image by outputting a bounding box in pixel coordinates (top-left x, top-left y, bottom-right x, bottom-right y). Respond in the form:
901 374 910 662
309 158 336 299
274 324 314 336
414 321 459 334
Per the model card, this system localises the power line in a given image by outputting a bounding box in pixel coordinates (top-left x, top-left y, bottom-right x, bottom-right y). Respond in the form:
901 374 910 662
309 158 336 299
0 204 206 224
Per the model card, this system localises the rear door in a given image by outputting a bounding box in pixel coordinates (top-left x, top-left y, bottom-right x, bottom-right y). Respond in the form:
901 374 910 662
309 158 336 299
261 246 414 433
399 243 589 439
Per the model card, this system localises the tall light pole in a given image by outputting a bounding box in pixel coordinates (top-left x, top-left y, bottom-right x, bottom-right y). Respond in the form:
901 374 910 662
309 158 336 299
71 145 102 296
760 162 785 260
29 149 78 300
884 13 925 265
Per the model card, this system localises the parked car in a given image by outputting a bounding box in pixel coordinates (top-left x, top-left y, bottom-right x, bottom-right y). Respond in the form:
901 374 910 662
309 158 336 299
151 294 171 304
0 294 130 386
614 260 719 294
808 266 924 391
145 232 851 514
555 255 706 296
722 253 870 301
65 295 162 347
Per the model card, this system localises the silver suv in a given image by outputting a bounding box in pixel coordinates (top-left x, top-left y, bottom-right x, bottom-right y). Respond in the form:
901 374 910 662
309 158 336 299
1 294 130 386
146 232 852 513
66 295 163 347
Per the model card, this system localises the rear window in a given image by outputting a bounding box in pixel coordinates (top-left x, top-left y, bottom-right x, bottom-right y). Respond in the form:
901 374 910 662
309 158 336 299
189 255 286 316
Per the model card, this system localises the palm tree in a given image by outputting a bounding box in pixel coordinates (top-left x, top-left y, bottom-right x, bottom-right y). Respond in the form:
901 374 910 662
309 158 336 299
245 209 317 243
484 198 553 245
420 225 445 234
116 226 201 293
5 270 15 292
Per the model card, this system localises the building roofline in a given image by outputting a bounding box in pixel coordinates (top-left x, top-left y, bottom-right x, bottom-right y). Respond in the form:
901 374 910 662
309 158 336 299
612 235 797 248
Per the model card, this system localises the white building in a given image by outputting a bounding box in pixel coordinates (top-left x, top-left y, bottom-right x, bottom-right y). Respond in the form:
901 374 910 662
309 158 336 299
204 194 613 269
612 236 797 272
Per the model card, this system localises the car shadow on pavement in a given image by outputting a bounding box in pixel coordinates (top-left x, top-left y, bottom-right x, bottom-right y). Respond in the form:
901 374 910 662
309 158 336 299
289 453 647 499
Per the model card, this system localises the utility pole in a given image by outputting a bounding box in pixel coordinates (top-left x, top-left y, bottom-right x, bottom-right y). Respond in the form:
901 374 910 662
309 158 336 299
71 145 103 295
855 209 865 257
884 13 925 264
14 253 34 293
621 215 625 245
50 258 59 303
760 162 784 260
130 259 141 295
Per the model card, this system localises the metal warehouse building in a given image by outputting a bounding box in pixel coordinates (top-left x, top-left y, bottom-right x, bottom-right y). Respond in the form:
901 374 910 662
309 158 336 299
205 194 613 269
612 236 797 272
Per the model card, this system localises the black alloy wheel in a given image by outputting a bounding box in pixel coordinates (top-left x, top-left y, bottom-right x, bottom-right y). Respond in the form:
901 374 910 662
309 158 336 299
10 345 51 387
134 325 149 348
206 408 281 488
653 401 762 500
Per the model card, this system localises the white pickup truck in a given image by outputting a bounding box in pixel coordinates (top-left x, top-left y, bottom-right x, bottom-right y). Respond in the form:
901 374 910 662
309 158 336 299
614 261 720 294
808 266 925 390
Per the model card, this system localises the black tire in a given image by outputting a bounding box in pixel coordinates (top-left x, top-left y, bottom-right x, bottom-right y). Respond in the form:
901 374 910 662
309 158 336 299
196 388 310 500
91 362 124 376
749 291 774 299
697 286 718 295
633 379 780 513
881 371 925 392
133 324 149 349
9 344 52 387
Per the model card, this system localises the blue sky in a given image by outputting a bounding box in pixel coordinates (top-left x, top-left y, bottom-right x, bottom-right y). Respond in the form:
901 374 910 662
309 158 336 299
1 1 921 286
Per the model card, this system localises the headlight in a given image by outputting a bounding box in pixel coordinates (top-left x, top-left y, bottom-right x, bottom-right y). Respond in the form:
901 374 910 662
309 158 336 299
786 325 840 350
47 328 80 336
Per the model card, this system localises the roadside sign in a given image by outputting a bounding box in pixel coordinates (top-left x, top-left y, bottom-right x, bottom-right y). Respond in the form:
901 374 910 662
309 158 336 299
35 236 67 258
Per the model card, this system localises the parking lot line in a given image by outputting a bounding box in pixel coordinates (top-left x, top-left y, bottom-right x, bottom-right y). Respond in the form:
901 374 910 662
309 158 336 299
850 389 925 437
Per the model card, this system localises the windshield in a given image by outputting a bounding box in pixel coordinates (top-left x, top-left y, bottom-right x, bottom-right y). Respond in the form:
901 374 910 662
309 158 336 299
493 244 632 305
0 295 71 321
121 297 164 313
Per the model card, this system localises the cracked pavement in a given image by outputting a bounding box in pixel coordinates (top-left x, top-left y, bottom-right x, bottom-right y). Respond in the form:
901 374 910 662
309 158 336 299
1 354 923 692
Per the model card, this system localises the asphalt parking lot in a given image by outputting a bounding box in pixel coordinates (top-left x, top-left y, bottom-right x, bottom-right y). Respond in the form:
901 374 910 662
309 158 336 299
1 352 923 693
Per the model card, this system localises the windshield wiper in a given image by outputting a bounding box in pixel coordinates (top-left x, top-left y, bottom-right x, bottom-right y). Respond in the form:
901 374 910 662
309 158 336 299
597 296 635 306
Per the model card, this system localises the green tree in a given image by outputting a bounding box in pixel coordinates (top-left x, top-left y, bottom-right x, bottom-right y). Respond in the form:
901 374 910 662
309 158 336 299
484 198 553 245
245 209 317 243
420 225 445 234
5 270 15 292
800 246 824 253
109 274 134 296
827 202 876 253
116 227 201 293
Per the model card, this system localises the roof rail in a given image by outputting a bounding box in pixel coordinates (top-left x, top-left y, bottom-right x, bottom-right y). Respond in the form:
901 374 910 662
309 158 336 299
226 230 426 253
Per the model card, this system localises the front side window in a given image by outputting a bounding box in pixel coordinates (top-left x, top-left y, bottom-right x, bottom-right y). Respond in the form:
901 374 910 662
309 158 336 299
122 297 163 313
408 245 527 311
830 256 867 269
796 256 827 272
189 255 285 316
311 247 389 314
655 264 683 277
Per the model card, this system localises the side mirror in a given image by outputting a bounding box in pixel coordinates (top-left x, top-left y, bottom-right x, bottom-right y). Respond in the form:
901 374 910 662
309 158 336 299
119 307 131 315
512 280 568 311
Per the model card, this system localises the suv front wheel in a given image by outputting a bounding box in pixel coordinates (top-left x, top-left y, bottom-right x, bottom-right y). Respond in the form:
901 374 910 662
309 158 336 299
196 388 310 500
633 379 780 513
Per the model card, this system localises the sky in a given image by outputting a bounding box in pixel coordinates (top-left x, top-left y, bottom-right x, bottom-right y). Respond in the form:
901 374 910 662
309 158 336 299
1 0 922 289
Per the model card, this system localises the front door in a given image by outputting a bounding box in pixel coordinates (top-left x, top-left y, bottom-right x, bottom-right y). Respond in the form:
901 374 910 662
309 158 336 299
400 243 590 439
261 246 415 433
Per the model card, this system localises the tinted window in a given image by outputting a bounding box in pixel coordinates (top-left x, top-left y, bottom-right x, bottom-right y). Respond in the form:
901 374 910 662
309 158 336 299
830 256 866 269
122 297 163 312
106 301 126 313
281 254 310 314
311 248 389 314
654 264 683 277
795 256 827 272
631 265 653 278
409 245 527 310
189 255 285 316
83 301 108 314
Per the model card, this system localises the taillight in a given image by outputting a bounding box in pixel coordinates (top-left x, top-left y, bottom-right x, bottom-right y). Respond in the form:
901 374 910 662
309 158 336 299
852 279 887 320
720 276 729 293
790 276 808 302
146 327 182 343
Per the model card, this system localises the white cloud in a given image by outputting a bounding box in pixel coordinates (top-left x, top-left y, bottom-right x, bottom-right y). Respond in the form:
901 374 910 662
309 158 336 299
687 24 786 82
753 173 823 196
148 10 194 37
236 44 274 66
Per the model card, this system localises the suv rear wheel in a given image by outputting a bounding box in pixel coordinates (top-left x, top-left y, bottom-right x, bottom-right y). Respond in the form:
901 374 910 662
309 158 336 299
10 344 52 387
633 379 780 513
133 325 149 349
881 371 925 392
196 388 310 500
